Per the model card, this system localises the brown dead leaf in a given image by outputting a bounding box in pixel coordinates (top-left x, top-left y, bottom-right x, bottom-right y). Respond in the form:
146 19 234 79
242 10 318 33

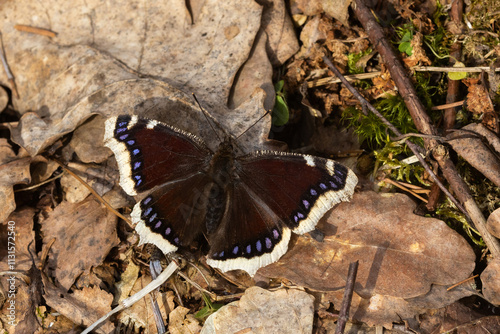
292 0 352 26
259 191 475 298
0 86 8 111
481 258 500 305
60 162 115 203
370 65 397 98
463 78 498 132
202 287 314 334
69 115 113 164
0 139 32 223
229 31 273 110
42 274 114 334
0 209 41 333
41 197 119 290
464 78 492 116
419 300 500 334
487 208 500 239
261 0 300 66
318 282 476 329
447 123 500 188
169 306 202 334
114 261 140 305
0 207 36 273
0 275 41 333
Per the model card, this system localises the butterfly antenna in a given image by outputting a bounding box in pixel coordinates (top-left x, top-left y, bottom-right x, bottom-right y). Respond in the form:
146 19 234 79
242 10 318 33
192 93 222 142
235 109 271 140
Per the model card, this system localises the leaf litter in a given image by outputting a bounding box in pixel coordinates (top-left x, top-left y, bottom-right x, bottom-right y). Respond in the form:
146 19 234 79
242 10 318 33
0 0 499 333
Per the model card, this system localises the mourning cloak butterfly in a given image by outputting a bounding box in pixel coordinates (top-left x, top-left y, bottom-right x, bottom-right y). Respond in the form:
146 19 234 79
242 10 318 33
104 115 357 275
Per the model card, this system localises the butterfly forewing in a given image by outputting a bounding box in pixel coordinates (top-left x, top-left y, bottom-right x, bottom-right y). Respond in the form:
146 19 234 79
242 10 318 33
237 152 358 234
104 115 211 196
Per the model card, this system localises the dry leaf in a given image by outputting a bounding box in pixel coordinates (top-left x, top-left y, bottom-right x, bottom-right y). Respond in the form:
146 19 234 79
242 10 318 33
487 208 500 239
481 259 500 305
0 139 32 223
42 275 114 334
69 115 114 164
41 197 119 290
0 208 36 273
202 287 314 334
260 191 475 297
292 0 352 26
260 0 300 66
402 32 431 67
169 306 202 334
60 162 115 203
447 123 500 188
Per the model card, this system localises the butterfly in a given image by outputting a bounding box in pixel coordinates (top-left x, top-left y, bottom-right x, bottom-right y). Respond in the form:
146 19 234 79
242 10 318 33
103 114 357 276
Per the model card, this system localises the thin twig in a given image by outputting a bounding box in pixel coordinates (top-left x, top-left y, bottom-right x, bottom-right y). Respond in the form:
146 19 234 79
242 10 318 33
52 159 131 224
307 71 381 88
431 100 464 111
82 261 179 334
412 65 500 72
382 178 429 203
390 132 446 142
447 274 479 291
322 56 469 218
14 24 57 38
335 261 359 334
15 172 64 192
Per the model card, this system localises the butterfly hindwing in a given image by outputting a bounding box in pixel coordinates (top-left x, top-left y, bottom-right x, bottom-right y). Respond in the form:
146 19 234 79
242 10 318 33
133 173 212 254
206 181 291 276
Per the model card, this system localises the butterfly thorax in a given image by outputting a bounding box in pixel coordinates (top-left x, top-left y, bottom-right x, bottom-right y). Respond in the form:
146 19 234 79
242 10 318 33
205 138 237 234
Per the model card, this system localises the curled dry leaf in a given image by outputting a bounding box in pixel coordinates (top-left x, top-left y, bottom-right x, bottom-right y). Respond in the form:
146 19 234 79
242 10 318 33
447 123 500 188
40 197 119 290
201 287 314 334
481 258 500 305
0 207 36 273
260 0 300 66
487 208 500 239
292 0 352 26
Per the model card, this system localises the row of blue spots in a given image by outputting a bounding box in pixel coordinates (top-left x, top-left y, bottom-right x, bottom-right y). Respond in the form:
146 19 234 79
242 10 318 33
114 117 146 189
115 120 129 135
290 165 349 226
141 196 179 245
213 228 281 259
292 173 345 224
